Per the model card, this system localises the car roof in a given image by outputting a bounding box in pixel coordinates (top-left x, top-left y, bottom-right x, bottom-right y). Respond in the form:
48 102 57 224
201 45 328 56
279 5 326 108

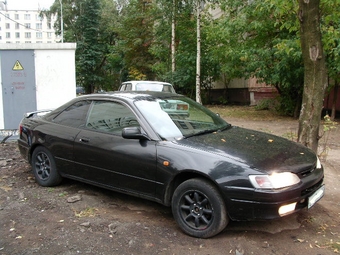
121 80 173 85
76 91 183 102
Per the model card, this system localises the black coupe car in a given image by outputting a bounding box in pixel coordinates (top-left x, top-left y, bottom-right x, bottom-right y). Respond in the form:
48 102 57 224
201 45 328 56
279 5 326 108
18 92 325 238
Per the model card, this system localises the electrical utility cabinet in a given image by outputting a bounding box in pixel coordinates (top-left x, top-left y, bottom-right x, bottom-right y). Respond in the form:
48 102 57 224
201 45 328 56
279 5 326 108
0 43 77 130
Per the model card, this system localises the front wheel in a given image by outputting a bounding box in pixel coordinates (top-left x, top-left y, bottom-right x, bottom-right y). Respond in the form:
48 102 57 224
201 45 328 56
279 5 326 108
31 146 62 187
172 178 229 238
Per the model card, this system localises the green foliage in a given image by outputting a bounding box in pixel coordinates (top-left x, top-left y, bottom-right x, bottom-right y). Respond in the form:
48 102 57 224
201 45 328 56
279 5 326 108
254 99 272 111
75 0 103 93
217 96 228 105
205 0 304 114
117 0 156 81
319 114 338 158
45 0 340 116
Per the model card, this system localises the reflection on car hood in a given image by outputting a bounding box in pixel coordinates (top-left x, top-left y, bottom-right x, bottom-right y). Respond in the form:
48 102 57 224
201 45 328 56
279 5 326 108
175 126 316 173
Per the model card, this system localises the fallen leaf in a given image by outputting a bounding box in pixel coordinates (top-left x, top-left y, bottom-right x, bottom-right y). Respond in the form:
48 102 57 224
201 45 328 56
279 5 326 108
221 139 226 142
268 139 273 143
0 186 12 192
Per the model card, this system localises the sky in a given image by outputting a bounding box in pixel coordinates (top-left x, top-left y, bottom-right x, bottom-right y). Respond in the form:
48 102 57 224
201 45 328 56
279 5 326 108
4 0 55 10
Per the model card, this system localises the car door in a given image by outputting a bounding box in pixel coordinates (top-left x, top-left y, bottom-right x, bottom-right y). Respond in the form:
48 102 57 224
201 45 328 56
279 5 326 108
43 100 91 175
73 100 158 198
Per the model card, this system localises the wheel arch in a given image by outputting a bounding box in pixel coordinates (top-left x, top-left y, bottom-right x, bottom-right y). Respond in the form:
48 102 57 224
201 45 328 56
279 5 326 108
28 143 47 164
163 170 223 207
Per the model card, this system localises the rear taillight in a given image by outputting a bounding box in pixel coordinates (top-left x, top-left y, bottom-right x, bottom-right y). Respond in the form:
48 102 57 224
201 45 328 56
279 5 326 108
19 125 24 136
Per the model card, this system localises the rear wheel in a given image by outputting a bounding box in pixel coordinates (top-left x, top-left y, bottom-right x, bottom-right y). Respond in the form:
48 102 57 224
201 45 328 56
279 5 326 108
172 178 228 238
31 147 62 187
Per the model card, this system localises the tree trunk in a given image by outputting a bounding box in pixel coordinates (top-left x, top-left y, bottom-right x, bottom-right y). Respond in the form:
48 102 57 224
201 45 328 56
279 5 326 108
297 0 327 153
171 0 176 75
196 0 202 104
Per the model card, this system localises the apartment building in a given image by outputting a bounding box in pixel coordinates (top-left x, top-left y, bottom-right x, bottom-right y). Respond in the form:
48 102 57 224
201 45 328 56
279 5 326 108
0 6 59 44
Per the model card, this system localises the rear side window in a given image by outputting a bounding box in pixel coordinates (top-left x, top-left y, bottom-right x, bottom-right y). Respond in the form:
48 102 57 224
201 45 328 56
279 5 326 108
53 100 91 128
85 101 139 134
119 84 126 91
121 83 132 91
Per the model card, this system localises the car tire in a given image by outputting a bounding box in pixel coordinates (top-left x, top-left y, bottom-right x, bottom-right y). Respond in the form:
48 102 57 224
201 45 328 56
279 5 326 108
31 146 62 187
172 178 229 238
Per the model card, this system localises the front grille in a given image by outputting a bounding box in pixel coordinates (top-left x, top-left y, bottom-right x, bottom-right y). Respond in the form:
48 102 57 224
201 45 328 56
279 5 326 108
301 179 323 196
298 165 316 177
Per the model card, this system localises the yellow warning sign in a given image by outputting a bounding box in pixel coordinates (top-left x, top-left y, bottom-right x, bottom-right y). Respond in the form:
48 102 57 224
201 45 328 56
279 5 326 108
12 60 24 71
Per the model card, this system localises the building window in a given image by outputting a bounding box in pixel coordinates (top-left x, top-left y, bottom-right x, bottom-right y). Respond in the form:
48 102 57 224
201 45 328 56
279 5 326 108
15 14 19 20
25 41 32 43
25 32 31 38
15 32 20 38
15 23 20 29
5 23 10 29
47 23 52 29
36 32 42 38
5 32 10 38
36 23 42 29
24 14 31 20
5 14 9 18
25 23 31 29
47 32 52 38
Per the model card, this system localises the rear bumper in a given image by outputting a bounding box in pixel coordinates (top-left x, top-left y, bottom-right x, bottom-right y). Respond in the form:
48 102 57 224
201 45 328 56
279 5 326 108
17 139 30 163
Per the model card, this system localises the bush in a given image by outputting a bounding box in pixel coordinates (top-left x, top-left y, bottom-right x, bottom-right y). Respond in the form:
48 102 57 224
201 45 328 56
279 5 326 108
255 99 274 111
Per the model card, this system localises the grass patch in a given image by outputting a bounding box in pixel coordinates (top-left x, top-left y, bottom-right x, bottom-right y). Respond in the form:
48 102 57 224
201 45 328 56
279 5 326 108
74 207 98 218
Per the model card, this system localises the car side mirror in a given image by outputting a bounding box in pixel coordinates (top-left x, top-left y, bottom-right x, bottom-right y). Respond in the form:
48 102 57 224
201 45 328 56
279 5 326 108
122 127 150 140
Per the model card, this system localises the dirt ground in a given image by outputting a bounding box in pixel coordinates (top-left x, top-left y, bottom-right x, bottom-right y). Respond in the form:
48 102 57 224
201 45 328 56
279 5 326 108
0 116 339 255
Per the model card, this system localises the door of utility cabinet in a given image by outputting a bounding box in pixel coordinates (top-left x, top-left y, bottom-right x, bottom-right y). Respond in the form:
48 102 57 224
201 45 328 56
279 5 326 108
1 50 37 129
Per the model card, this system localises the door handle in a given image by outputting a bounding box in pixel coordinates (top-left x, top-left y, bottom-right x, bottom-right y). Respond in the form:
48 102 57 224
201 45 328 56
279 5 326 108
79 137 90 143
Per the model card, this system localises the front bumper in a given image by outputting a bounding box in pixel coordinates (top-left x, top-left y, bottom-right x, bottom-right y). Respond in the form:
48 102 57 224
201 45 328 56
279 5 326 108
223 168 324 221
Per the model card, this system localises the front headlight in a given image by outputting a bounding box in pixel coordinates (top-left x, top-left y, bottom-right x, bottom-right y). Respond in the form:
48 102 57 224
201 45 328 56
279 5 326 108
249 172 300 189
316 157 322 169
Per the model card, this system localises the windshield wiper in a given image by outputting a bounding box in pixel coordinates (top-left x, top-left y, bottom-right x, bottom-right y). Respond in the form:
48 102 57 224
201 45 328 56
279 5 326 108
184 129 219 138
220 123 232 131
184 124 232 138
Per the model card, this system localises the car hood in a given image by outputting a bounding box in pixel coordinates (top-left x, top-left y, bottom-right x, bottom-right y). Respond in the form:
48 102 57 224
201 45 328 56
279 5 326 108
175 126 317 174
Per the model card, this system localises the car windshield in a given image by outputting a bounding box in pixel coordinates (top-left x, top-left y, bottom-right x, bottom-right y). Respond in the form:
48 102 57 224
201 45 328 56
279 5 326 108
135 83 175 93
134 96 230 140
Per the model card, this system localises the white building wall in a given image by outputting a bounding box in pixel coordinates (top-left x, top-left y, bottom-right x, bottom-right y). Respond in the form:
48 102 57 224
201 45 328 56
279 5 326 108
35 47 76 109
0 53 3 128
0 9 59 44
